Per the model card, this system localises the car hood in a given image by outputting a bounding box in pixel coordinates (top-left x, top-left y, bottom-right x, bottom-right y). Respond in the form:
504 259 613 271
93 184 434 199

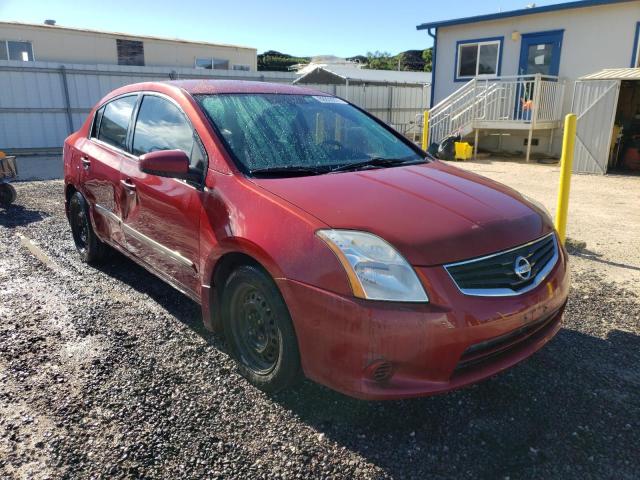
250 161 553 266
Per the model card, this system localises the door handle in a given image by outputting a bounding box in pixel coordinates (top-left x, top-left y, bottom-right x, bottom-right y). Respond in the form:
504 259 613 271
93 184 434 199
120 179 136 191
80 156 91 169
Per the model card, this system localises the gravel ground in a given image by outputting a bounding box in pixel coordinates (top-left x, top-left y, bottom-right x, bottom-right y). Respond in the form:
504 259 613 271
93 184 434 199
457 159 640 286
1 180 639 479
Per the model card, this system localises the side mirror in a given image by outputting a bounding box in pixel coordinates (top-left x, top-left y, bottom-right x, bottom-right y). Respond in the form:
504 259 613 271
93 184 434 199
139 150 199 181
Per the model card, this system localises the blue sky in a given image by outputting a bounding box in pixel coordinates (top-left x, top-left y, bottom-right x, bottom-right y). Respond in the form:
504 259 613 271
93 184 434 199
1 0 566 57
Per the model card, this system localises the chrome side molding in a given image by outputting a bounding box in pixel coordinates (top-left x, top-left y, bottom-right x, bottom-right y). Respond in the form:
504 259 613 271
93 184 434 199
94 203 196 272
122 223 195 271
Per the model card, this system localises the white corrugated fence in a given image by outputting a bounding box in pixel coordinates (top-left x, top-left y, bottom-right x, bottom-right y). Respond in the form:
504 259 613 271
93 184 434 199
0 60 429 179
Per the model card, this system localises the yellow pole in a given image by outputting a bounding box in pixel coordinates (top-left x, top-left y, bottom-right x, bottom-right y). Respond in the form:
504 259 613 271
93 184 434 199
554 113 577 244
421 110 430 151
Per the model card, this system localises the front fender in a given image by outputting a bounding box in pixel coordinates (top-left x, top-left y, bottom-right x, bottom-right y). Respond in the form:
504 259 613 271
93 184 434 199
197 171 354 330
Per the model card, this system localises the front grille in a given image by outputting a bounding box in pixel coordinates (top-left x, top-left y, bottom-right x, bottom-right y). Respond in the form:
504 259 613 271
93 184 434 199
445 233 557 296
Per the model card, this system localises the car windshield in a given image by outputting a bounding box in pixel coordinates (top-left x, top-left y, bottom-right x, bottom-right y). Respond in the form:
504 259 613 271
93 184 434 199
196 93 424 176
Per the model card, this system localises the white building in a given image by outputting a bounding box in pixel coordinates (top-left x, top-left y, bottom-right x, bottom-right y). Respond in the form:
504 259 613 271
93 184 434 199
417 0 640 173
0 21 257 71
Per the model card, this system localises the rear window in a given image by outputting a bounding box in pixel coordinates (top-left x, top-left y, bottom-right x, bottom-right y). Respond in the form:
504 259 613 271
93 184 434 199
98 95 137 150
197 94 420 173
90 106 105 139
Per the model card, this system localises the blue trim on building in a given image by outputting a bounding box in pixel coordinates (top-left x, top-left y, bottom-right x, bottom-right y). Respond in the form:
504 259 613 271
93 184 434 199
632 21 640 67
428 28 437 108
416 0 635 31
453 36 504 82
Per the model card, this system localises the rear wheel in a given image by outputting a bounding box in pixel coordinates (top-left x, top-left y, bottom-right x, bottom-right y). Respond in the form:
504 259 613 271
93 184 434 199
69 191 105 264
222 265 301 392
0 183 16 206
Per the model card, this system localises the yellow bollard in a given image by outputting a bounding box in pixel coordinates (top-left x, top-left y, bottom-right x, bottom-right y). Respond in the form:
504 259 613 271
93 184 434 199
421 110 429 151
554 113 577 244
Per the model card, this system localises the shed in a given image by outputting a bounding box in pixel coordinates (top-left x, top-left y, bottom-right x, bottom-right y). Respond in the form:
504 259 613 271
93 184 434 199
294 65 432 86
572 68 640 173
293 65 432 140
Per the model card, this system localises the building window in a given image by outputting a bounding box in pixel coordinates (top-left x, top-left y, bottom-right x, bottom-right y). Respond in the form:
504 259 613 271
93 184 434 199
233 64 250 71
195 57 229 70
633 22 640 68
0 40 34 61
455 38 502 81
195 58 213 69
116 39 144 66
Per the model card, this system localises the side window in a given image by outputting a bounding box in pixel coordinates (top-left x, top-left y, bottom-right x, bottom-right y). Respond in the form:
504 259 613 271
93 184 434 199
132 95 205 173
98 96 137 150
90 106 105 138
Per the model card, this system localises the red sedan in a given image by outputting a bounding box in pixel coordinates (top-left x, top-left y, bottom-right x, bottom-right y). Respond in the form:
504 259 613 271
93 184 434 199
63 80 569 400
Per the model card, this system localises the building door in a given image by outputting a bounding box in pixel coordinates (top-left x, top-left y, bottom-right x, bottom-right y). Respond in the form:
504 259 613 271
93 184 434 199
518 30 563 77
514 31 563 121
571 80 620 174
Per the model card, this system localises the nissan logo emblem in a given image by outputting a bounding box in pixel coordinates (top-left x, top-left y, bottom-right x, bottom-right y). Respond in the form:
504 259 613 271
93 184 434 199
514 256 532 280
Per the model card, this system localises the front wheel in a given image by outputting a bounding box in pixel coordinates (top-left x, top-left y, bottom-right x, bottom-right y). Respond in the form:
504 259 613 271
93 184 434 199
68 191 106 264
0 183 16 206
222 265 301 393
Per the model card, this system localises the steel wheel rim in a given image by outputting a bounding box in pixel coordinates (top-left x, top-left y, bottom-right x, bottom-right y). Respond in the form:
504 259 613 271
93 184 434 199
0 184 13 205
70 201 89 252
230 283 280 374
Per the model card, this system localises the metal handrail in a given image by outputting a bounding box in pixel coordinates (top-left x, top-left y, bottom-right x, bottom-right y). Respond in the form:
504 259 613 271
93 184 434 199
428 74 565 145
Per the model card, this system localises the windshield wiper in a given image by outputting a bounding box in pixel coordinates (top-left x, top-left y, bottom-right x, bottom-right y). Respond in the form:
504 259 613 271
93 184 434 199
249 165 329 177
329 157 426 173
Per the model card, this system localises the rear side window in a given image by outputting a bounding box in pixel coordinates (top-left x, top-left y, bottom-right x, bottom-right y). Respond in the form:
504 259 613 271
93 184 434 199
132 95 205 173
90 106 105 138
98 96 137 150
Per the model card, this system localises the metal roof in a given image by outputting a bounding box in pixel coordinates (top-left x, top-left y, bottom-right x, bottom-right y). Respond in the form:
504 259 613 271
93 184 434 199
416 0 637 31
294 65 432 85
0 21 256 51
580 68 640 80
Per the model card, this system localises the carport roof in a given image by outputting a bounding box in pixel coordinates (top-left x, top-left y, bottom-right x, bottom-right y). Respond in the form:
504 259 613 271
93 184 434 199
580 68 640 80
294 65 432 85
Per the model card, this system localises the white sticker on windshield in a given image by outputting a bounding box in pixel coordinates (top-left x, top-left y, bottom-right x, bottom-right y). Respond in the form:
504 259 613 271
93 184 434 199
312 96 347 104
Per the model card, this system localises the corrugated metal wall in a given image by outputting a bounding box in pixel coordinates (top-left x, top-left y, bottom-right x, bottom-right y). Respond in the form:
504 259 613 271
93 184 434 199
571 79 620 174
301 83 430 140
0 60 296 154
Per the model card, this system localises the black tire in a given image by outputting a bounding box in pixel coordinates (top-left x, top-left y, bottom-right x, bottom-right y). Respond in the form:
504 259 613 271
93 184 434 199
0 183 16 206
68 191 106 264
221 265 301 393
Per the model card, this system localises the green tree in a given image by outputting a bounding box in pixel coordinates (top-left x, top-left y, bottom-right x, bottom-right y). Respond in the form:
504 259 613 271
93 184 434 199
364 51 396 70
422 48 433 72
258 51 309 71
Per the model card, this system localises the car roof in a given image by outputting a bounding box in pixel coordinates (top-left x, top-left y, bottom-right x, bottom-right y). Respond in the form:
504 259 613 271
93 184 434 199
94 80 333 113
162 79 329 96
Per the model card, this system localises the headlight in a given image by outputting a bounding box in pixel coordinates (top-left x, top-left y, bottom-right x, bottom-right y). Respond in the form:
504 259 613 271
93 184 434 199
521 193 552 219
316 229 428 302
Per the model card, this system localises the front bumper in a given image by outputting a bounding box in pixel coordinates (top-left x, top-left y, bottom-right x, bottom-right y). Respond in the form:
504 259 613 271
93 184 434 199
277 244 569 400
